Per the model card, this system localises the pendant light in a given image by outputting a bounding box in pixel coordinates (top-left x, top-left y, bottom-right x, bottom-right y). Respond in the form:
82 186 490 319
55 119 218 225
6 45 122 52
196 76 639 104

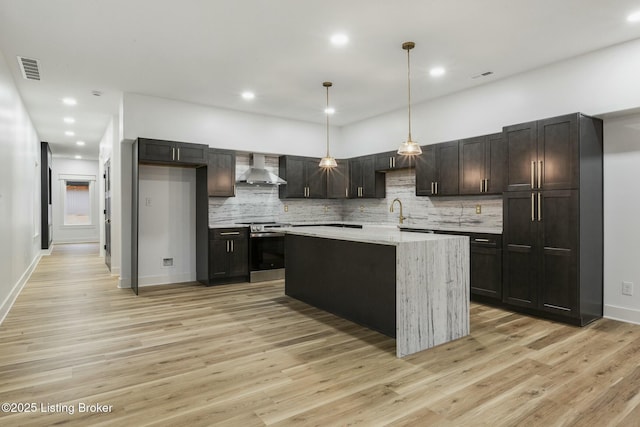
397 41 422 156
319 81 338 168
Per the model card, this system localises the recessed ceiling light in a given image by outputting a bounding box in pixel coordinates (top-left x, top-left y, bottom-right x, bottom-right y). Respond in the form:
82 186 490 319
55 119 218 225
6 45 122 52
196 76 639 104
74 155 82 159
65 131 75 136
324 107 335 115
430 67 446 77
76 141 85 146
62 97 77 106
241 91 255 100
63 117 75 124
628 11 640 22
330 34 349 46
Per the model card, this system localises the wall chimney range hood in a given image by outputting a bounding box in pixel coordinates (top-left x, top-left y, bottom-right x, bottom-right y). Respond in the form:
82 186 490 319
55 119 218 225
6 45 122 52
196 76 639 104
237 154 287 185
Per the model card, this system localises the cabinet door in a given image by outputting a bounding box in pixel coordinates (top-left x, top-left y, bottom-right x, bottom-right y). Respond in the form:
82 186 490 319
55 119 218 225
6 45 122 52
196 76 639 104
228 238 249 277
375 151 396 171
361 155 379 198
208 149 236 197
538 190 578 317
435 141 459 196
349 158 363 198
470 245 502 299
279 157 306 198
394 153 414 169
459 136 486 195
209 239 230 278
138 139 175 163
504 121 537 192
415 146 436 196
486 132 506 194
538 114 579 190
176 142 207 165
305 158 327 198
503 191 538 308
327 159 349 198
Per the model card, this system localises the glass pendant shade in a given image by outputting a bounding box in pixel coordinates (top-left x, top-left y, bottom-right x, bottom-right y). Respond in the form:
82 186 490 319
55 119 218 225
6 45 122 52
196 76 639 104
397 41 422 156
319 81 338 168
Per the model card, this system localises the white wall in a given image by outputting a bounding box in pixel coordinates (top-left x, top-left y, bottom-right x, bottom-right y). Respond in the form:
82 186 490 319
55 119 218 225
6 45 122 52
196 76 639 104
603 112 640 324
0 51 42 323
340 38 640 157
137 165 196 286
51 157 100 244
122 93 336 157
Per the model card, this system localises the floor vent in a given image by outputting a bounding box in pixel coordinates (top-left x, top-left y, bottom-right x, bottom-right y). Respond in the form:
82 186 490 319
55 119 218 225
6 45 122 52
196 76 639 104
17 56 41 81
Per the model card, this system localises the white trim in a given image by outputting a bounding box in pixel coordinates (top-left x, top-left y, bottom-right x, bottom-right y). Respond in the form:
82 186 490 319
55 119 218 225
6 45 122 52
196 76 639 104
53 237 100 244
0 253 41 325
41 245 54 256
118 274 195 288
604 304 640 326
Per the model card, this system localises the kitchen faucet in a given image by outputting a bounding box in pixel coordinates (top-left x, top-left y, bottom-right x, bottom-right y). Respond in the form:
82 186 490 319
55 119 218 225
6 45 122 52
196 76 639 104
390 198 406 224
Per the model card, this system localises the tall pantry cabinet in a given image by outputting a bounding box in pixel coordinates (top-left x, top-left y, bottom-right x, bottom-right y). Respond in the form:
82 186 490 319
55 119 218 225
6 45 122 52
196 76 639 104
502 113 603 325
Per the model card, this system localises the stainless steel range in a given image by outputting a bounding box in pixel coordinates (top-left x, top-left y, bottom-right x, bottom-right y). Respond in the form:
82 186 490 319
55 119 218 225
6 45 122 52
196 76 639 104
238 222 287 282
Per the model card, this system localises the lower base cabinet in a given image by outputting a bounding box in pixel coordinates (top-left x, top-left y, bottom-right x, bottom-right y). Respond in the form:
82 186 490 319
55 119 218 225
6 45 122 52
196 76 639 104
208 228 249 284
469 234 502 300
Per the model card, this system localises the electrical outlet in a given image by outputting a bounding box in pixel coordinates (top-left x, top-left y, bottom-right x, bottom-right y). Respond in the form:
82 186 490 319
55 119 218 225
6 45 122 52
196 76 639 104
284 204 288 212
360 205 364 212
323 205 328 213
475 204 482 214
145 197 152 207
162 258 174 267
622 281 634 296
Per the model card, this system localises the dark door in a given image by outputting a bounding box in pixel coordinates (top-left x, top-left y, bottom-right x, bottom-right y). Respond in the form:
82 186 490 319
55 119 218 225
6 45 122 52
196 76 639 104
349 158 363 198
537 114 579 190
210 239 230 278
175 142 207 165
504 121 537 192
282 157 306 198
327 159 349 198
502 191 538 308
538 190 578 317
208 149 236 197
415 146 436 196
104 159 111 271
361 156 378 198
305 158 327 198
459 136 485 195
138 139 175 162
470 244 502 299
436 141 459 196
486 132 506 194
228 237 249 276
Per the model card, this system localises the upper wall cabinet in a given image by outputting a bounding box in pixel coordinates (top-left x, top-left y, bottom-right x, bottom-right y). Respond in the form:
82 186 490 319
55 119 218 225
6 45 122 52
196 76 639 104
504 113 579 192
349 155 385 198
375 151 414 171
138 138 208 166
279 156 327 199
207 148 236 197
459 133 505 195
326 159 350 199
415 140 459 196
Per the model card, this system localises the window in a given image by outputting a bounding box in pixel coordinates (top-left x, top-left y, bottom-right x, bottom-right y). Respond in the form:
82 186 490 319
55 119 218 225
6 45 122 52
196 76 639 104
64 180 91 225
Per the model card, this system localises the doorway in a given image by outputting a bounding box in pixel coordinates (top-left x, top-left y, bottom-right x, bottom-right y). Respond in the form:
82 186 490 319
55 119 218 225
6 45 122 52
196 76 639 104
104 159 111 271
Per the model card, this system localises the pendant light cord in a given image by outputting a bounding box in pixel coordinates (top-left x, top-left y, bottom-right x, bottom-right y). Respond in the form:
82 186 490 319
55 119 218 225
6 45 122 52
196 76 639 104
407 47 412 142
326 85 330 156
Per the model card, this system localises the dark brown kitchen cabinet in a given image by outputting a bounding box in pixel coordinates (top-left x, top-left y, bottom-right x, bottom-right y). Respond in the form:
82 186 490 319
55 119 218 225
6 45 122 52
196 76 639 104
326 159 350 199
207 148 236 197
502 113 603 326
138 138 208 166
469 234 503 300
415 140 459 196
279 156 327 198
459 133 505 195
375 151 414 171
504 113 579 192
349 155 385 198
41 141 53 250
208 228 249 284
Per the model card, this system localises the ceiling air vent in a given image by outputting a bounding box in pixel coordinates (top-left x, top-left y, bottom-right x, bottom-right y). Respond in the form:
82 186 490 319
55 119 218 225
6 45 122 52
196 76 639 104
471 71 493 79
17 56 41 81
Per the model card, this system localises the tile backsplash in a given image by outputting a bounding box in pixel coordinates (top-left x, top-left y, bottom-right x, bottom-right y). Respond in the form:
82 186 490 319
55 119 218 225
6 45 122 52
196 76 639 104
209 153 502 232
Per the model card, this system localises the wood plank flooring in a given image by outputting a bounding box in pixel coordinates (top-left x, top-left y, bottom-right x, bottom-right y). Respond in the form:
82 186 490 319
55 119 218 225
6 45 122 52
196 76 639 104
1 243 640 426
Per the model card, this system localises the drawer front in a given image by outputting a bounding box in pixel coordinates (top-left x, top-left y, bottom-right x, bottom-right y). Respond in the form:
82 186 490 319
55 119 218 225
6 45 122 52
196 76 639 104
211 228 248 240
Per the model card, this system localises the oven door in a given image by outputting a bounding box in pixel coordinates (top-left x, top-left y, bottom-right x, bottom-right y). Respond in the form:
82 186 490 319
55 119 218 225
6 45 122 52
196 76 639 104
249 232 285 281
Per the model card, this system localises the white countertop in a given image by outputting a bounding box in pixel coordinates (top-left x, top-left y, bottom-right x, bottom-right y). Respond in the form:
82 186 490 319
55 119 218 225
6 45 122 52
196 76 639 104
281 225 467 246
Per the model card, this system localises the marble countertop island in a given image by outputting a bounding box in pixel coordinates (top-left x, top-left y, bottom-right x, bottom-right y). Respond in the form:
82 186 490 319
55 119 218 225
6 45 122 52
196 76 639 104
282 226 470 357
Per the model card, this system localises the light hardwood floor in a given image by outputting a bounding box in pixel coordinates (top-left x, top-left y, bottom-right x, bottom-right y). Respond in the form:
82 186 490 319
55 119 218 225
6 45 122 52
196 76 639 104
1 244 640 426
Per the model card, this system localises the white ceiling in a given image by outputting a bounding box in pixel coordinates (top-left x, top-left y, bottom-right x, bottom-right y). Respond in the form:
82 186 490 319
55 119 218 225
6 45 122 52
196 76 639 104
1 0 640 159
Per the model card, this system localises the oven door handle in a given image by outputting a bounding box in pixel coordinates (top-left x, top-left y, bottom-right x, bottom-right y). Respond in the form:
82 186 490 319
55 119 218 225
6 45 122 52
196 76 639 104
250 232 285 238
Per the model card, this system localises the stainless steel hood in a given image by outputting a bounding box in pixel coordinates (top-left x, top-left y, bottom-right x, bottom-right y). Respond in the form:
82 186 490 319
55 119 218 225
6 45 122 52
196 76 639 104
236 154 286 185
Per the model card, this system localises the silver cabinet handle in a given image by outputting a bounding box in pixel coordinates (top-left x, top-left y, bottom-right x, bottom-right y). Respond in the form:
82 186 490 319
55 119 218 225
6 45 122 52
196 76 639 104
231 240 234 252
538 192 542 222
345 187 348 198
389 157 393 168
435 182 438 195
480 180 484 193
538 160 542 189
220 231 240 236
531 193 535 222
177 148 180 161
233 185 236 196
484 179 488 192
226 240 230 252
474 238 490 242
431 182 434 194
531 161 535 189
172 147 176 161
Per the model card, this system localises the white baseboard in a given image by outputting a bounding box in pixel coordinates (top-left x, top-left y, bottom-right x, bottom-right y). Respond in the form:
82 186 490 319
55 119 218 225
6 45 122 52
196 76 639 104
41 245 54 256
0 253 41 325
604 304 640 325
53 238 99 244
118 273 195 289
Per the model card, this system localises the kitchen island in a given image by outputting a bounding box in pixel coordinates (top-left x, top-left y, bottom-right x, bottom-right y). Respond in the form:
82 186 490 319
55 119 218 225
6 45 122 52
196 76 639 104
283 226 469 357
